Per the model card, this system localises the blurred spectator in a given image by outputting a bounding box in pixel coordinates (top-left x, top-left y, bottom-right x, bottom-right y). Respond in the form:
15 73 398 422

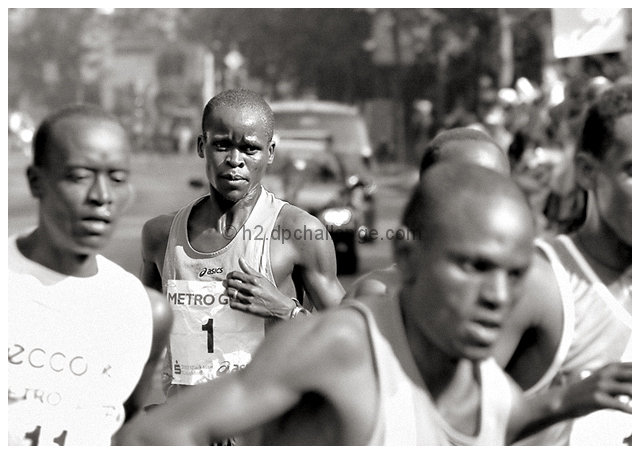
543 76 614 234
508 130 557 235
172 118 194 154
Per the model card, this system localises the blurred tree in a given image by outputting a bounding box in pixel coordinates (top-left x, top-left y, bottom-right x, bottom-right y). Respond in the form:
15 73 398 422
9 7 558 162
178 8 375 102
388 9 549 127
9 9 95 113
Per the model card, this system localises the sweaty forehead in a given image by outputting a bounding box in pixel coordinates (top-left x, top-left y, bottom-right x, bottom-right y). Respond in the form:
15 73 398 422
52 116 125 141
48 117 130 164
431 191 535 256
204 105 268 134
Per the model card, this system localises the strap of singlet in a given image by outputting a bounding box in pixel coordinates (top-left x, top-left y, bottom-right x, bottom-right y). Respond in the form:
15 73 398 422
251 188 287 284
556 235 631 329
523 238 576 396
161 196 205 289
441 358 514 446
342 300 385 445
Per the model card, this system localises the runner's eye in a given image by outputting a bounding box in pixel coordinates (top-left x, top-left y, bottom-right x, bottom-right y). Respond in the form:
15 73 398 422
66 169 93 182
212 140 231 151
508 267 527 280
109 170 129 183
460 258 492 273
242 144 259 155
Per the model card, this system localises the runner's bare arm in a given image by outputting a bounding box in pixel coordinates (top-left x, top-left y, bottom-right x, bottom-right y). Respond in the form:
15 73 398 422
140 214 175 292
493 252 564 390
121 287 173 422
345 266 397 299
225 206 345 317
284 207 345 310
113 309 375 445
506 361 632 444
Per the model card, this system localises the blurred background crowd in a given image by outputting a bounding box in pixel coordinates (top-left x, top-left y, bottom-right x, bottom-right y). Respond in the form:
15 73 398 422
8 8 632 273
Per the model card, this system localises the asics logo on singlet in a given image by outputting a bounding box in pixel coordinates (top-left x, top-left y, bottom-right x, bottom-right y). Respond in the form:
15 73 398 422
198 267 224 278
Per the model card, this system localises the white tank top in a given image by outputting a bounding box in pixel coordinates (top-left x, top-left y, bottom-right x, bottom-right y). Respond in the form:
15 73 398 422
518 234 632 446
161 187 287 386
348 298 513 445
8 234 153 446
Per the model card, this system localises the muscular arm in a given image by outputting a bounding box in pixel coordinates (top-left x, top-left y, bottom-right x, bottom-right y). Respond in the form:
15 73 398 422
140 214 175 292
114 309 376 445
493 252 564 391
225 206 344 319
345 265 398 299
506 361 632 444
122 287 173 421
283 206 345 310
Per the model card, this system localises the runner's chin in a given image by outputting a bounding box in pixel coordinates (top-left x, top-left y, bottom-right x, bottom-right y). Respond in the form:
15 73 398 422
72 223 114 251
456 326 499 360
218 179 250 201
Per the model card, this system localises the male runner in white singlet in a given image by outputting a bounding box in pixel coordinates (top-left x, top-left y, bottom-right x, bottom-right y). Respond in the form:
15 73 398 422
140 89 344 397
494 82 632 445
347 126 510 299
116 163 631 446
8 105 172 445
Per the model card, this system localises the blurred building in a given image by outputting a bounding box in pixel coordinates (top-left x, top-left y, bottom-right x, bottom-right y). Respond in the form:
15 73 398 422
100 34 215 152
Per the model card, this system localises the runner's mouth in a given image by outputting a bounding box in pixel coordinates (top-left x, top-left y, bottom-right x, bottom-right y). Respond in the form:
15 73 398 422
79 216 112 234
220 174 247 181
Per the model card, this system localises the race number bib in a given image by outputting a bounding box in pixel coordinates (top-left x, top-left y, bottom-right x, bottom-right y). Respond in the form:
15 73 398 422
167 279 265 385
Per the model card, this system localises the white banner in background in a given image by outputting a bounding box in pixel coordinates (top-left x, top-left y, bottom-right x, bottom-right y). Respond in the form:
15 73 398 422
552 8 629 59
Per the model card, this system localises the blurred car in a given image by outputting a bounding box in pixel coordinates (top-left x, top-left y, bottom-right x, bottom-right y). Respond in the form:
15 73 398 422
263 134 362 274
269 100 376 242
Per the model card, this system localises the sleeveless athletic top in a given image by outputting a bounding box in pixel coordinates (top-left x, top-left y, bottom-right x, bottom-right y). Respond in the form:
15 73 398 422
161 187 287 386
348 298 514 445
8 234 153 446
517 234 632 446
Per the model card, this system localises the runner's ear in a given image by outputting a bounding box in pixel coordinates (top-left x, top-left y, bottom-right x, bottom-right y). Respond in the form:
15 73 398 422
574 151 598 191
267 140 275 165
197 134 206 159
393 225 419 284
26 166 43 199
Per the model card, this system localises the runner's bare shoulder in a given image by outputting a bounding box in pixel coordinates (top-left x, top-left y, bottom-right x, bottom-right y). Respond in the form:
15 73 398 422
141 212 178 260
277 203 326 233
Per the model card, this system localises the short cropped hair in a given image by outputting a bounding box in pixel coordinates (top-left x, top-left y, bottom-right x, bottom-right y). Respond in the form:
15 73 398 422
32 104 123 168
420 127 503 174
579 82 631 161
201 88 275 141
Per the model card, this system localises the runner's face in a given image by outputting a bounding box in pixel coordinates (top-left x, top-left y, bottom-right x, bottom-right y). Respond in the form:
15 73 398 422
199 106 274 203
593 113 632 246
33 117 132 256
402 196 534 361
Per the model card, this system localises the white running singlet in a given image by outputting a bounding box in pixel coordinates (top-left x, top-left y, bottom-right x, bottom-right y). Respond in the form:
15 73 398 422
161 187 286 386
349 298 514 445
517 235 632 446
8 234 153 446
